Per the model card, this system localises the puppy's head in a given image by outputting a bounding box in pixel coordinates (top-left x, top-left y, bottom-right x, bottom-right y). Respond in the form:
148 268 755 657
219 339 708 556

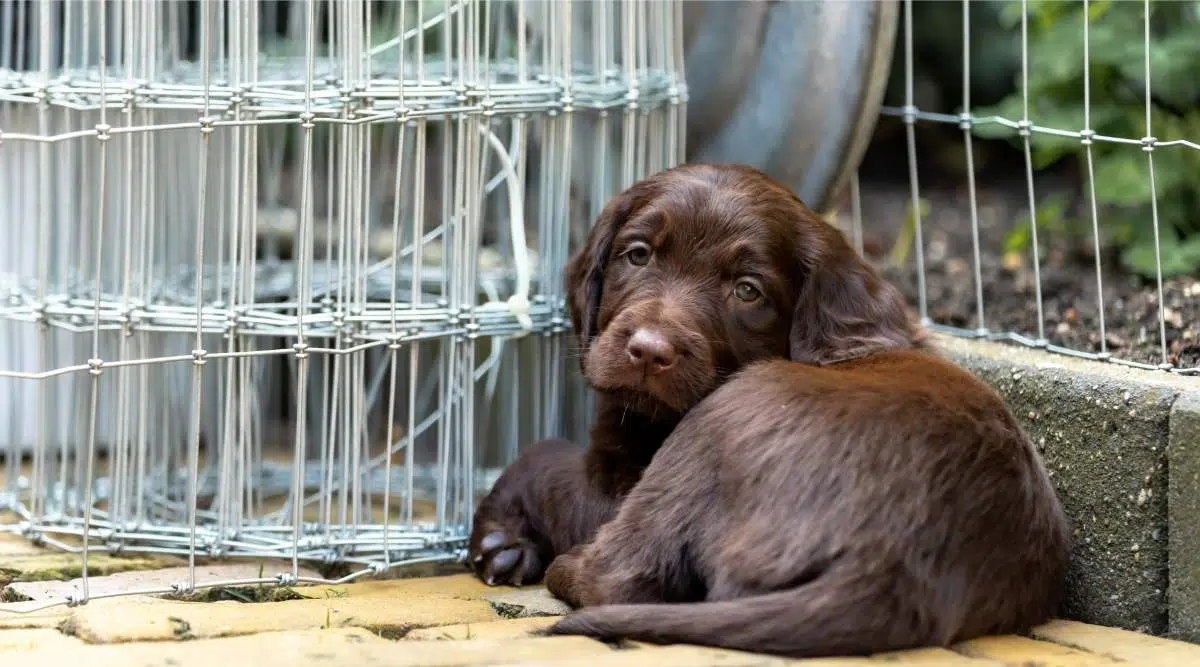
565 163 920 417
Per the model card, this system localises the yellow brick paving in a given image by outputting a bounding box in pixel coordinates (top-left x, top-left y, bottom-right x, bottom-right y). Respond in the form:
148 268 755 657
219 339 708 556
2 524 1199 665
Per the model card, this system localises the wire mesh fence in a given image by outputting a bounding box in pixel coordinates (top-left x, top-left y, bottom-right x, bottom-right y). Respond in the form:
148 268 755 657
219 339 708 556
855 0 1200 376
0 0 684 610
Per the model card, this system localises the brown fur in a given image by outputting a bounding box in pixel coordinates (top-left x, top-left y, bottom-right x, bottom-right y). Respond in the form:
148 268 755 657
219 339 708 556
543 350 1071 657
468 163 925 589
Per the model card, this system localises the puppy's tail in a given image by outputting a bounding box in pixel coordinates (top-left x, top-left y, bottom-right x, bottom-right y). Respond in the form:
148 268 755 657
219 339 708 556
544 576 937 659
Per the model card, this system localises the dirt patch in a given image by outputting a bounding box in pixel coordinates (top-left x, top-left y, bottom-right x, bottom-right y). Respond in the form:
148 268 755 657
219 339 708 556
361 624 413 640
0 587 32 603
854 131 1200 370
161 585 305 604
168 616 195 640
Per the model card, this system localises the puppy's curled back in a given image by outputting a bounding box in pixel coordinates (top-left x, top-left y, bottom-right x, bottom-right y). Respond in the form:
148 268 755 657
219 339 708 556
546 350 1070 658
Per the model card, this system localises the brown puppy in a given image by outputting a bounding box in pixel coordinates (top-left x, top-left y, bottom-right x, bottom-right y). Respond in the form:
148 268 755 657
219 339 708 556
468 163 923 585
540 332 1072 653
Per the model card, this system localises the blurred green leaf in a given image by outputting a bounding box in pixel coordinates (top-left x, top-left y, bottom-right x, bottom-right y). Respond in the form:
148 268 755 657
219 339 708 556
1004 221 1031 255
1122 226 1200 278
1091 150 1151 207
974 0 1200 278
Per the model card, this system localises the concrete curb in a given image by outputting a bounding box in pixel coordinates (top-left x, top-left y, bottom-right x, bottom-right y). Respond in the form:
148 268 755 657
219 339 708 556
1169 390 1200 641
933 334 1199 638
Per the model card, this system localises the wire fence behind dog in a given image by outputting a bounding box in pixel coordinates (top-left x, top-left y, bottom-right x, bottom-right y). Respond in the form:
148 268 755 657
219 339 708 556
852 0 1200 376
0 0 684 611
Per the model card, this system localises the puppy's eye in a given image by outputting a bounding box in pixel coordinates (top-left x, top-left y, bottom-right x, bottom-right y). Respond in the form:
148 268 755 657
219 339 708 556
624 242 652 267
733 279 762 302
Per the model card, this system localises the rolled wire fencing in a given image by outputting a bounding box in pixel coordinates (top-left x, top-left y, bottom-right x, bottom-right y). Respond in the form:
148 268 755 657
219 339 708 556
845 0 1200 376
0 0 684 612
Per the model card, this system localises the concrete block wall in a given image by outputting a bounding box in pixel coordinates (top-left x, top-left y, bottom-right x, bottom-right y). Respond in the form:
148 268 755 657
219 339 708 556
935 335 1200 640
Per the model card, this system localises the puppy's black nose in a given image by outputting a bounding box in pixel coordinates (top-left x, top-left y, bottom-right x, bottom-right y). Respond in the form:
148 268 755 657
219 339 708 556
626 328 678 375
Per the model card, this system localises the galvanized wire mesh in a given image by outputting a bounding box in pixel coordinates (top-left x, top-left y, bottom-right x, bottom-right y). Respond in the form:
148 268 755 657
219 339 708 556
858 0 1200 375
0 0 684 611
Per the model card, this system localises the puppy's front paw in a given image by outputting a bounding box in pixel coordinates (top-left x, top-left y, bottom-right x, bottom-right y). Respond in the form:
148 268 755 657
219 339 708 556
468 517 545 586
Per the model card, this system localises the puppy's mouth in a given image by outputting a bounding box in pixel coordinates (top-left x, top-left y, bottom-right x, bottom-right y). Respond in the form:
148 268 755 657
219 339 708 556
583 326 715 416
600 372 689 414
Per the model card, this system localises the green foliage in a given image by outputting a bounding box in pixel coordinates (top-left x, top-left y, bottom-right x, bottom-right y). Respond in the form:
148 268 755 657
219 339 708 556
973 0 1200 278
1002 192 1083 256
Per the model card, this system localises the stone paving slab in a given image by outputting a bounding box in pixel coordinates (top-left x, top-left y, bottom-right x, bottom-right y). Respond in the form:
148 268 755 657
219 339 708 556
404 616 558 640
6 562 324 602
9 631 616 667
1 590 176 615
0 627 86 653
849 648 1004 665
1031 619 1200 664
294 572 515 602
504 644 796 667
0 549 181 587
62 589 501 643
0 571 1194 665
954 635 1133 666
0 612 68 629
0 595 76 628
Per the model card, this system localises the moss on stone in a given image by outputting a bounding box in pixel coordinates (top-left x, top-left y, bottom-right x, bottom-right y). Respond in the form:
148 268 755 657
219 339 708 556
5 554 175 583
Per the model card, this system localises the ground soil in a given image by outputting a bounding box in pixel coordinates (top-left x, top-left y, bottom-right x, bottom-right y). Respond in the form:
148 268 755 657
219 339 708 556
852 122 1200 371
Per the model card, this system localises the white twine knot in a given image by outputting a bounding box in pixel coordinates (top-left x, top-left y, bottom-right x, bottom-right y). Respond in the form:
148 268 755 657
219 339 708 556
507 293 533 338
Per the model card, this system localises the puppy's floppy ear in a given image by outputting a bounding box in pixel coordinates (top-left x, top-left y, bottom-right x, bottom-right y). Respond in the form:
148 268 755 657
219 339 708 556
564 185 641 352
788 209 918 365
